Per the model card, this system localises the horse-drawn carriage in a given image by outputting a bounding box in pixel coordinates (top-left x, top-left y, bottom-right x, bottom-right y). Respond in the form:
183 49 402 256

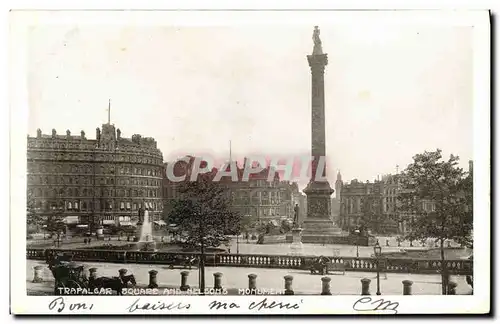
46 252 89 295
309 256 347 275
166 254 198 269
46 250 136 295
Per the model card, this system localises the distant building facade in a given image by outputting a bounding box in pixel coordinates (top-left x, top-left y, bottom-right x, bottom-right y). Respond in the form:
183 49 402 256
339 175 399 234
162 156 302 224
27 123 164 232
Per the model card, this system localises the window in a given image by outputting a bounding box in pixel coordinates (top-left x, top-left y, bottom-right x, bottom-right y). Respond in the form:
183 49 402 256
82 202 87 210
68 202 72 209
120 202 125 210
133 203 137 210
74 202 79 210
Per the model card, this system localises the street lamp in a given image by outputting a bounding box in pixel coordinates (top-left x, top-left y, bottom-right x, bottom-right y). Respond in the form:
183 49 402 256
190 197 206 295
374 241 382 295
236 231 240 255
354 229 360 258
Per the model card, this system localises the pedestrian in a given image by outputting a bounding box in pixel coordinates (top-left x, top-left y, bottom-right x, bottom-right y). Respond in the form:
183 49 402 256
88 238 92 244
84 238 88 245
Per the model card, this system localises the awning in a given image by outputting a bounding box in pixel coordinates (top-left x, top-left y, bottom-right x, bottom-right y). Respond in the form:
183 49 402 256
76 224 88 228
102 220 114 225
119 221 133 226
167 224 179 230
154 220 166 226
64 216 79 224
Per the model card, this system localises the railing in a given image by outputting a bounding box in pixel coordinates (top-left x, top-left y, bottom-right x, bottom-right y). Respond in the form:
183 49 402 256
27 248 472 275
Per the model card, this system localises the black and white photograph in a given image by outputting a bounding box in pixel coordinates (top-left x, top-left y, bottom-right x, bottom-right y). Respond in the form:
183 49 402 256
10 8 490 315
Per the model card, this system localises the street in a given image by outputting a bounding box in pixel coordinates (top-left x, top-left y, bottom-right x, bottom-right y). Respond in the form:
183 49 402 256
27 259 472 295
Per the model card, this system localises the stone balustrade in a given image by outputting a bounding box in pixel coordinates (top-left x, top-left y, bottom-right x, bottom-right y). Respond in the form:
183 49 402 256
27 248 473 275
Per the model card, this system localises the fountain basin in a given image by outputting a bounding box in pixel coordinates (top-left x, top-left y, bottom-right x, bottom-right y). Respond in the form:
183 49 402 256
137 240 157 252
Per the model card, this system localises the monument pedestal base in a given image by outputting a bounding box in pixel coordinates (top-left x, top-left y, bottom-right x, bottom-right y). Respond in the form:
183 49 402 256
301 218 346 244
289 228 304 256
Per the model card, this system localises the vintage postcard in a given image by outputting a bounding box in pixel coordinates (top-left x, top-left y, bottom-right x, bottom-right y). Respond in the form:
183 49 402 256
10 9 490 315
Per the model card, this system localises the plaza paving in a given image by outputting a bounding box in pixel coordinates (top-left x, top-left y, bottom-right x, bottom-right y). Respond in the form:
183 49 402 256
26 259 473 296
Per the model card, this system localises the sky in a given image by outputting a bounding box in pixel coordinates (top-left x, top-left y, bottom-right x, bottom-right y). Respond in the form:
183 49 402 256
26 24 473 189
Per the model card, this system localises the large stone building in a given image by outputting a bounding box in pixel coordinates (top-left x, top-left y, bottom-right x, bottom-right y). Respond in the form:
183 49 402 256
162 156 302 224
339 175 399 234
339 163 473 235
27 123 164 233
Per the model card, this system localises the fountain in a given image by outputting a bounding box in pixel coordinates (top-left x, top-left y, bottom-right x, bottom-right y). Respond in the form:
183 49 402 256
136 209 156 251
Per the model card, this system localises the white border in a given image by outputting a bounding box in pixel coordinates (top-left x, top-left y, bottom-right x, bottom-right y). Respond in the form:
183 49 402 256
9 9 490 315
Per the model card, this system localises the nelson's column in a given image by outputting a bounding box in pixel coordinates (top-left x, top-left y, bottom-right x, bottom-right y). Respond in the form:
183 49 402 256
301 26 343 243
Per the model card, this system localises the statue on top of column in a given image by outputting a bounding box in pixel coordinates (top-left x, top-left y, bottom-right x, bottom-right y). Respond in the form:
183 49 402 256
312 26 323 55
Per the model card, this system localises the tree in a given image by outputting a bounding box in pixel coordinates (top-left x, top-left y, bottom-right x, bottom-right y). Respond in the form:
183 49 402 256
168 176 241 249
45 213 66 238
26 191 43 234
398 149 473 294
168 174 241 295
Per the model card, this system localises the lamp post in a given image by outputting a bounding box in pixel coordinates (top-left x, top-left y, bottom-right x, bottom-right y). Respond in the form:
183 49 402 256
354 229 360 258
191 197 206 295
236 232 240 254
374 241 382 295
